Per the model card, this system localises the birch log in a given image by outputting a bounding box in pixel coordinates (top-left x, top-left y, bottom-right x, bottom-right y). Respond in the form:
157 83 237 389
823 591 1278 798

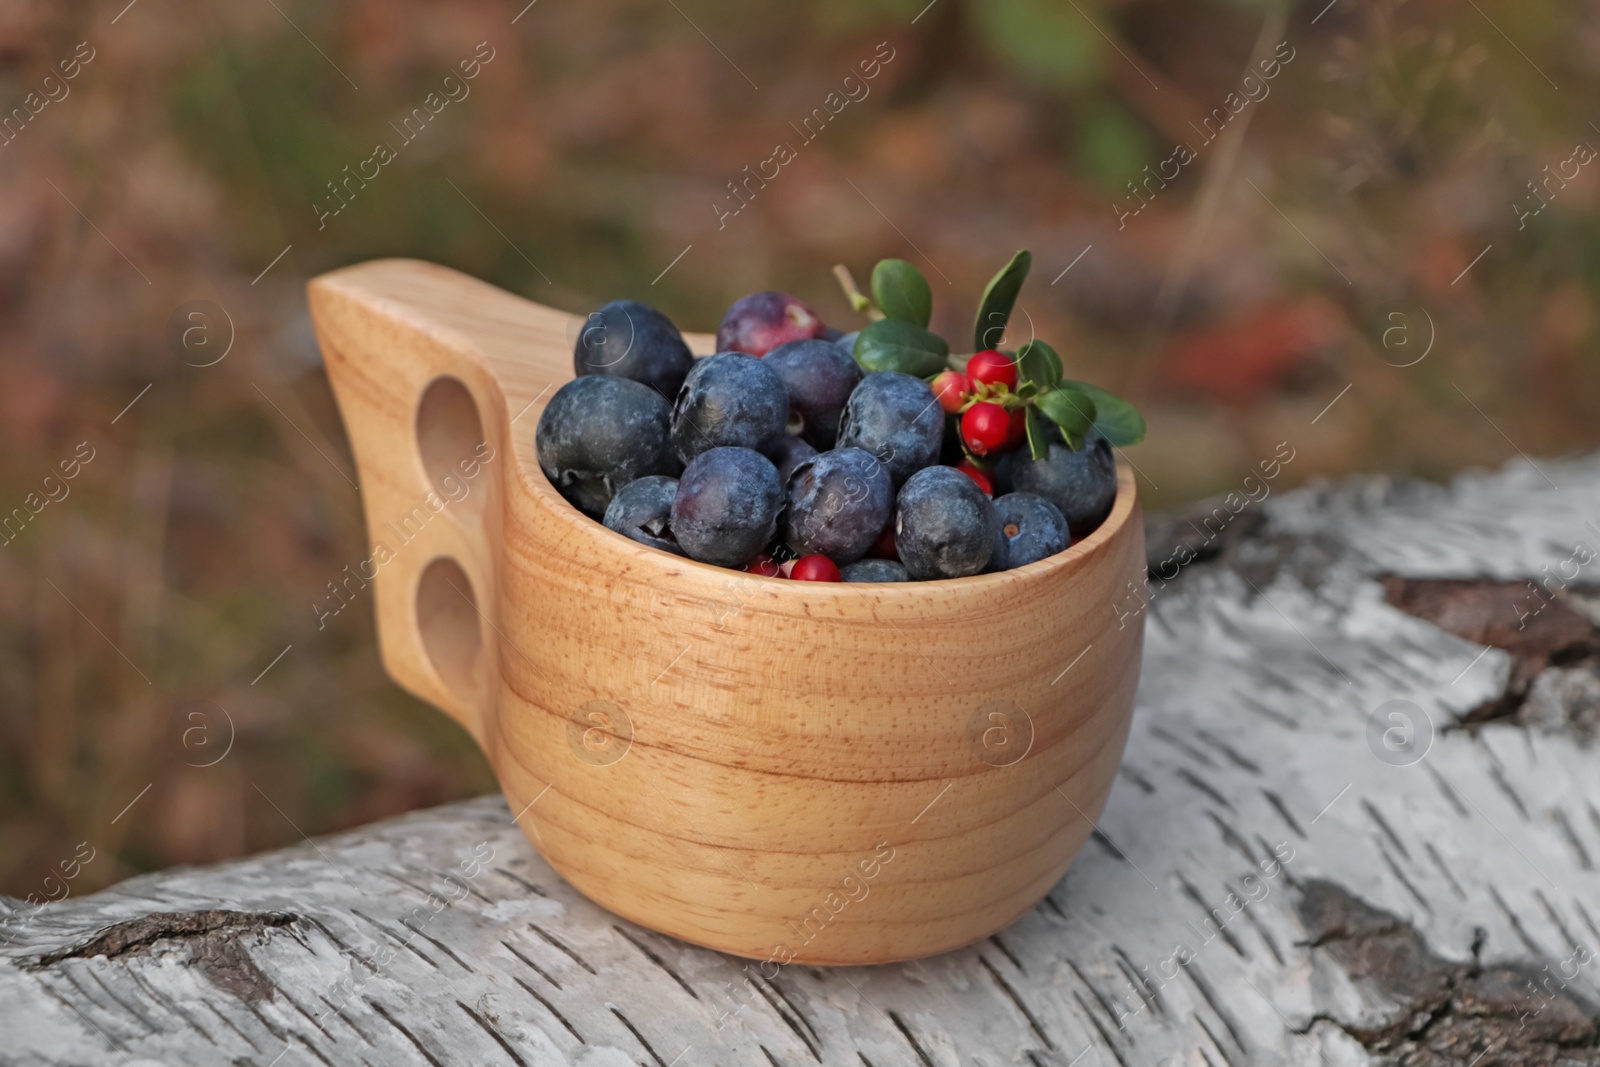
5 453 1600 1067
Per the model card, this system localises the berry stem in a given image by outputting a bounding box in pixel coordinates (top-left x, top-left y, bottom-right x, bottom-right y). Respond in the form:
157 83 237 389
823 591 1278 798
831 265 885 321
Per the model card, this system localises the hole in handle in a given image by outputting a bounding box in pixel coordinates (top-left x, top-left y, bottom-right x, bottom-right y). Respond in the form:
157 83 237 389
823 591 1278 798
416 376 490 516
416 556 482 697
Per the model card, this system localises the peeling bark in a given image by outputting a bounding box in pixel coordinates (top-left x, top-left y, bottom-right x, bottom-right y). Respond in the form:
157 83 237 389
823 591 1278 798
1299 879 1600 1065
1380 577 1600 725
28 909 296 1001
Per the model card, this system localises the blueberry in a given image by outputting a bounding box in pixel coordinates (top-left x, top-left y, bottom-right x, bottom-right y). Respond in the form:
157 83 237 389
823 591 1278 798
670 353 790 464
573 300 694 399
840 558 908 583
835 330 861 358
761 339 864 450
769 434 819 486
536 376 678 518
895 465 997 580
991 450 1018 493
716 291 825 356
987 492 1069 571
781 447 893 564
836 372 943 487
603 475 683 556
670 447 783 567
1008 432 1117 539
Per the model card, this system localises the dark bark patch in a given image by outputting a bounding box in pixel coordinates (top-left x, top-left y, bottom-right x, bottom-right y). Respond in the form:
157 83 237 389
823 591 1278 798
1380 577 1600 726
1297 880 1600 1065
1144 500 1345 593
28 909 295 1002
1144 502 1267 579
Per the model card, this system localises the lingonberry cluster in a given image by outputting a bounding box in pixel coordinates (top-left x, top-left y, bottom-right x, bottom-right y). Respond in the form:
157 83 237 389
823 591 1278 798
535 250 1145 581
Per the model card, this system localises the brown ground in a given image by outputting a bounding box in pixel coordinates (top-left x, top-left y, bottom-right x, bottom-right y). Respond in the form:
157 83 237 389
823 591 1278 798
0 0 1595 898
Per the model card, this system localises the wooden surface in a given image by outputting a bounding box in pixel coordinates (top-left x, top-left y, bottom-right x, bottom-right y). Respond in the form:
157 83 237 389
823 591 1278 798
6 451 1600 1065
306 259 1147 964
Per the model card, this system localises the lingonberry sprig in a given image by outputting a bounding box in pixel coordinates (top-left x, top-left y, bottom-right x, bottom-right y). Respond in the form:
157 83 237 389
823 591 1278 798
834 249 1147 463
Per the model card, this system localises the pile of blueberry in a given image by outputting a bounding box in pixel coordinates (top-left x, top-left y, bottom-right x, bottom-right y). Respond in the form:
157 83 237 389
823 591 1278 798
535 251 1145 582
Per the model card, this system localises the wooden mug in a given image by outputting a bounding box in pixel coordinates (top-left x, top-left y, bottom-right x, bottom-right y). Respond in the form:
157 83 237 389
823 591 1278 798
308 259 1146 966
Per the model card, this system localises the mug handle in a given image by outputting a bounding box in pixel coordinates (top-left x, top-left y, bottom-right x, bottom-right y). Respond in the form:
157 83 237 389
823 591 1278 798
307 259 579 745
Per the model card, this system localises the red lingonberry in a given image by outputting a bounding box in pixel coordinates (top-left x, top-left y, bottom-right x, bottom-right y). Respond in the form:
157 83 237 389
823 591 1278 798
868 524 898 560
955 462 994 496
931 370 971 414
967 349 1018 391
790 554 842 582
960 401 1011 456
743 553 783 577
1004 406 1028 450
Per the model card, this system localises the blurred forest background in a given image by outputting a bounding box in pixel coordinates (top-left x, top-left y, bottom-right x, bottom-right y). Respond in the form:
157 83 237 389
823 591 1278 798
1 0 1595 899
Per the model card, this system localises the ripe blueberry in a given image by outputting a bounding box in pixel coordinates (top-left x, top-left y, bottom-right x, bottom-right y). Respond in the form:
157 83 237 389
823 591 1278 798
671 353 789 463
602 475 682 555
536 376 678 518
895 465 997 580
987 492 1069 571
573 300 695 398
781 447 893 564
1008 431 1117 539
769 434 820 486
840 558 908 583
716 292 825 356
835 371 943 487
670 447 783 568
761 338 864 450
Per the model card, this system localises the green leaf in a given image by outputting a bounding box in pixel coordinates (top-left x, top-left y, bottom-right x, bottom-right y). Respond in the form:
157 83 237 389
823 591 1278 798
1024 405 1052 461
853 318 949 377
1062 380 1146 446
973 249 1032 351
1033 386 1096 450
1015 339 1062 392
870 259 932 328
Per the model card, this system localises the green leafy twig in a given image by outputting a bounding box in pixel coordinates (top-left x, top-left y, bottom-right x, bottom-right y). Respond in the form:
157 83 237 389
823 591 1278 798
838 249 1148 459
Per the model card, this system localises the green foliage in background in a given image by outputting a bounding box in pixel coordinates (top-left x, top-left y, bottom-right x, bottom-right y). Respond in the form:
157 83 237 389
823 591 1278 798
1074 98 1155 192
974 0 1102 90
